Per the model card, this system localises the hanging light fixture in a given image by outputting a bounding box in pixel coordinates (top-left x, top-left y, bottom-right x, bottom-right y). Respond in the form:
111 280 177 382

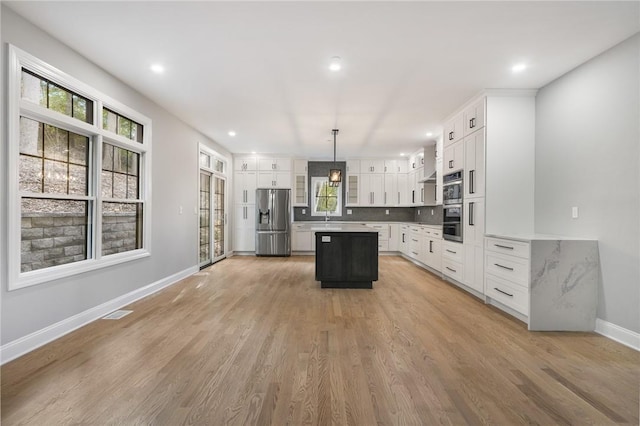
328 129 341 187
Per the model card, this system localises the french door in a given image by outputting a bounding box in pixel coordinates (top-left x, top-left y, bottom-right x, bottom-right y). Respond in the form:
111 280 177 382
199 171 227 267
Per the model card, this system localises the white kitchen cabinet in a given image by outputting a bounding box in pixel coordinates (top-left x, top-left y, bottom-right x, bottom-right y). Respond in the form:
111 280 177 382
293 159 308 174
397 173 409 206
407 169 418 205
292 225 313 251
384 160 397 174
388 223 399 251
346 174 359 206
463 97 486 136
484 237 531 316
293 174 308 206
346 160 360 174
359 174 384 206
423 183 437 206
423 228 442 272
443 139 463 174
408 226 423 262
399 224 410 256
360 159 385 174
396 159 409 174
442 240 464 282
234 156 257 172
233 204 256 252
366 223 391 252
234 171 257 205
258 171 291 189
444 111 464 146
463 245 484 293
259 157 291 172
384 174 398 206
463 198 485 246
464 131 485 198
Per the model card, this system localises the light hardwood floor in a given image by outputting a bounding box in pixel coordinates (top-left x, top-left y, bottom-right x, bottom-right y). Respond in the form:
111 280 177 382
2 256 638 425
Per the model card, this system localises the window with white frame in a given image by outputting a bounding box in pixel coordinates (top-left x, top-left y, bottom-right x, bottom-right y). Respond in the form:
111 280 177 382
8 45 152 290
311 177 342 217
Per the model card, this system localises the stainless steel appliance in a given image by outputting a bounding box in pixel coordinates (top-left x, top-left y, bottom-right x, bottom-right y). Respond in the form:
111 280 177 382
443 171 463 204
443 204 463 242
255 188 291 256
443 171 463 242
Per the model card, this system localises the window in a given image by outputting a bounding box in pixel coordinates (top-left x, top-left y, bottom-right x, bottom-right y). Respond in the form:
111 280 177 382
311 177 342 217
8 45 152 290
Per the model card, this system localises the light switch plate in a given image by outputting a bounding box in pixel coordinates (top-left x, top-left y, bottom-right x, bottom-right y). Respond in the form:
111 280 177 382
347 209 352 215
302 209 306 214
385 209 389 215
572 206 579 219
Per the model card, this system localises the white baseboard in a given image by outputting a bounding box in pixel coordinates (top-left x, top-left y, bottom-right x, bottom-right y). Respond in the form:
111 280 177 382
0 265 198 365
595 319 640 351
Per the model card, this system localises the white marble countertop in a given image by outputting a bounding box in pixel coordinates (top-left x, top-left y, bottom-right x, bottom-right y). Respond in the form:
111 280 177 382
486 233 597 242
292 221 442 230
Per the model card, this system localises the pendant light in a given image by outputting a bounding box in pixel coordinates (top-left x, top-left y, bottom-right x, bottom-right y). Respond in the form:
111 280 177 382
328 129 341 187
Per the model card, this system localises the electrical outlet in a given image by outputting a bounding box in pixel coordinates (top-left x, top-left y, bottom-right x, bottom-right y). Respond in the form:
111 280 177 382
179 205 183 215
302 209 306 214
385 209 389 215
417 210 421 215
572 206 579 219
347 209 352 215
431 208 434 216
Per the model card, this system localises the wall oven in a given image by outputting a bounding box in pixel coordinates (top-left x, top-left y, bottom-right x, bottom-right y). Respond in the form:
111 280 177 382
443 171 463 242
443 171 463 205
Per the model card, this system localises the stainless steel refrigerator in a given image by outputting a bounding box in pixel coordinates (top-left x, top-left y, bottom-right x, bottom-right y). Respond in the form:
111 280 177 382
255 188 291 256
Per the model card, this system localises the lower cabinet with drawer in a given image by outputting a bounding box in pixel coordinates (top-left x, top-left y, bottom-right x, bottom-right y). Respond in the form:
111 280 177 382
484 235 600 331
442 241 464 282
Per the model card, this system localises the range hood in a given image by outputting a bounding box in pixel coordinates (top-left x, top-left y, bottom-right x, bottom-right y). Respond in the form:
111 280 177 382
417 144 437 183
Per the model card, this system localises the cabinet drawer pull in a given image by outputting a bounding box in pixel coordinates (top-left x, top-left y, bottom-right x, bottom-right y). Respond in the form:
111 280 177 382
448 131 454 140
495 244 514 250
494 263 514 271
469 169 475 194
446 266 456 273
412 251 418 256
446 249 457 254
469 202 475 226
412 239 418 242
494 287 514 297
449 160 453 169
470 117 476 129
429 240 433 253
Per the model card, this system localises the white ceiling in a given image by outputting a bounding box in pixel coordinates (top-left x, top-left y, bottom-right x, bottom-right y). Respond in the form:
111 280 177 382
6 1 639 159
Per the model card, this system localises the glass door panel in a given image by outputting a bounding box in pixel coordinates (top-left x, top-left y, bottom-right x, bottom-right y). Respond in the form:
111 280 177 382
199 171 211 266
212 176 226 260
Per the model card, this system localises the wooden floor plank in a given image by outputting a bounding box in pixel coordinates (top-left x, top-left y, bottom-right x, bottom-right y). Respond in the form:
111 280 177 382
2 255 638 425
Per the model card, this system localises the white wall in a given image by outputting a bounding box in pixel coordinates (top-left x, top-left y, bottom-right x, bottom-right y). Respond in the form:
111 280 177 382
535 34 640 333
1 6 231 344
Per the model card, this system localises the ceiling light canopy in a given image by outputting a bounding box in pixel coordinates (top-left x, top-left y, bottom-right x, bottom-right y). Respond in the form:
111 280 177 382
228 130 237 137
512 63 527 73
150 63 165 74
329 56 342 72
426 132 433 137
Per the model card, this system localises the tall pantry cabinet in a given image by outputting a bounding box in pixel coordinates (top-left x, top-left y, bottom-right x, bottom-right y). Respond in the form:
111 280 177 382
441 90 536 297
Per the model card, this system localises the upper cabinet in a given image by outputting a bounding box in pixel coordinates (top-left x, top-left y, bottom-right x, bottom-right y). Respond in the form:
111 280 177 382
444 111 464 146
360 159 385 174
259 158 291 172
293 159 308 174
234 156 257 171
464 131 485 198
443 140 464 174
463 98 486 136
346 160 360 174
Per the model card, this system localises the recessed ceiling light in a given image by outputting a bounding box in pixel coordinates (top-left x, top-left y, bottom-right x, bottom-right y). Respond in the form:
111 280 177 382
150 63 165 74
512 63 527 73
251 151 256 154
400 153 406 157
426 132 433 137
228 131 236 137
329 56 342 72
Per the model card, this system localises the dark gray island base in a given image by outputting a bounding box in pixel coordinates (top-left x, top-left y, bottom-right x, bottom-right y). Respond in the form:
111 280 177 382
315 230 378 289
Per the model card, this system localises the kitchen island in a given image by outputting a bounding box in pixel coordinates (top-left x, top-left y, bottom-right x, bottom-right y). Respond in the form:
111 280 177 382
310 223 378 289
